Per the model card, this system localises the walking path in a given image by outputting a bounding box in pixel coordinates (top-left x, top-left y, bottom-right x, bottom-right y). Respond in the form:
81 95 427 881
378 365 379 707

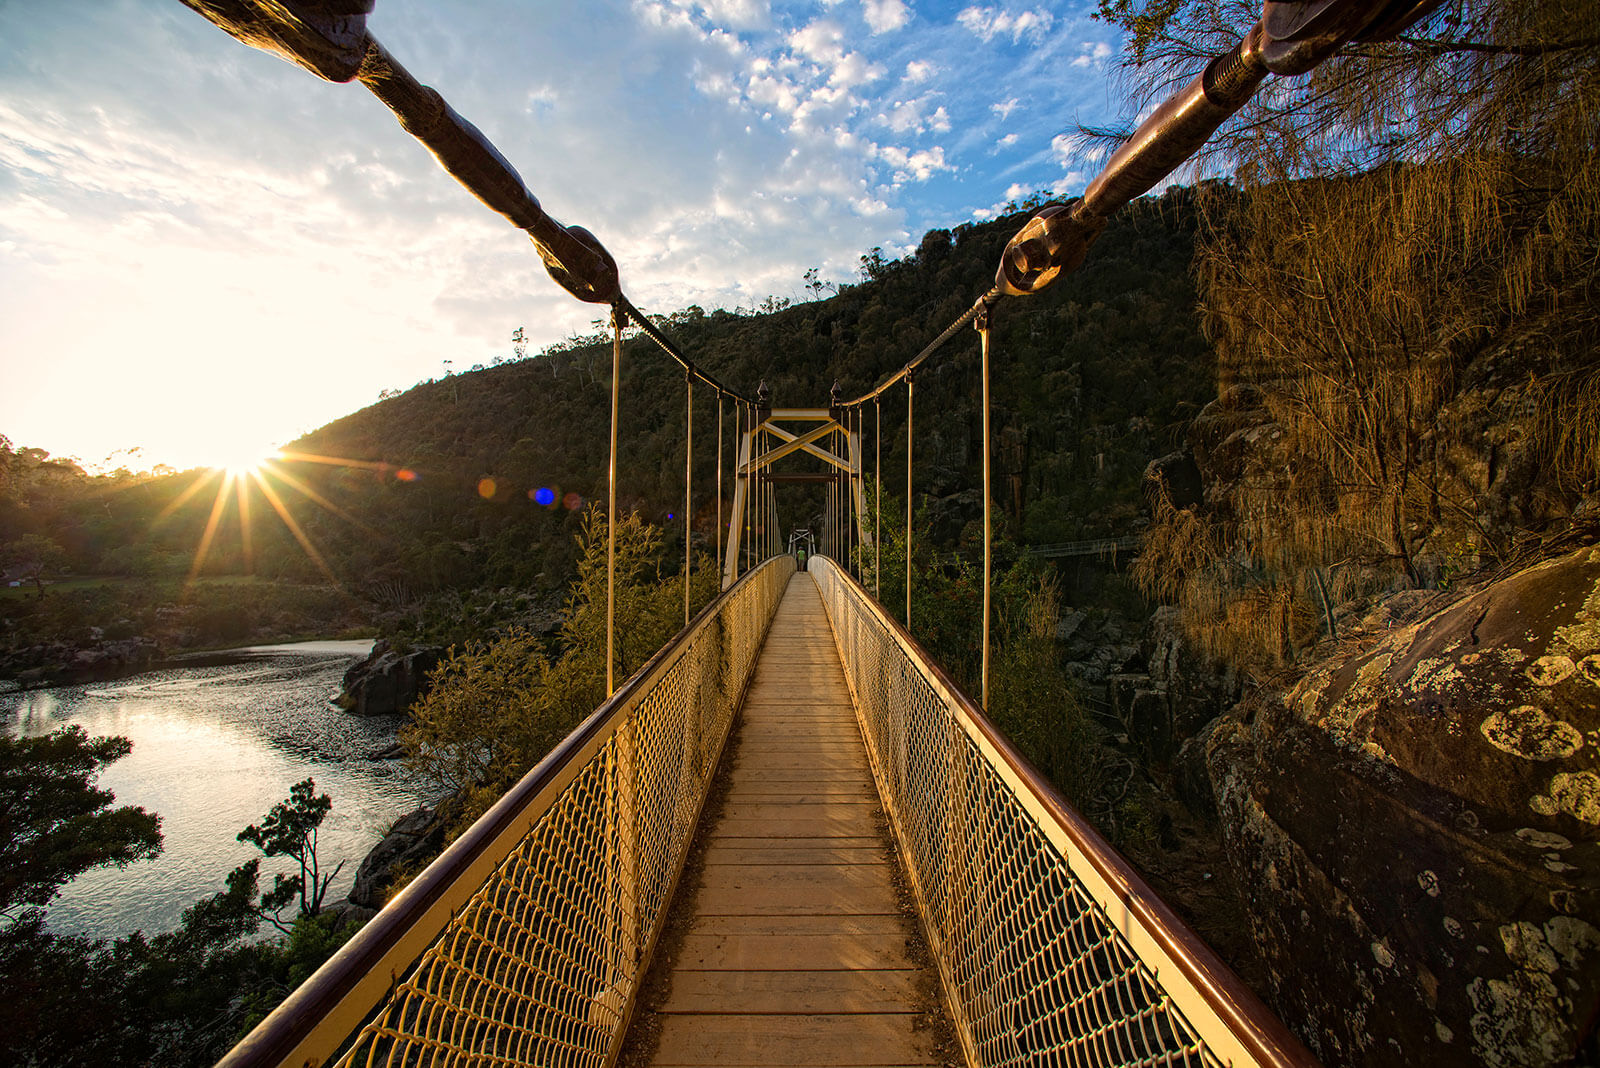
639 572 947 1066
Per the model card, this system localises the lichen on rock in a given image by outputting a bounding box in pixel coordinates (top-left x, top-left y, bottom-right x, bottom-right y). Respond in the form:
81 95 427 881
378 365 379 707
1208 545 1600 1066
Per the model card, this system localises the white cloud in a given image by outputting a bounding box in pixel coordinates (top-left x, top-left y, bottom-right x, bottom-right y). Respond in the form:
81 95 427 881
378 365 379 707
955 6 1054 44
863 0 911 34
990 96 1021 119
830 51 886 88
877 144 952 181
697 0 770 28
789 19 845 62
904 59 936 82
1071 40 1112 67
996 132 1018 147
877 93 948 135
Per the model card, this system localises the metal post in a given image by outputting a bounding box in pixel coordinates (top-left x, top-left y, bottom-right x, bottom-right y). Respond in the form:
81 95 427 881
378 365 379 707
716 391 723 581
977 305 992 713
874 399 881 599
607 306 622 696
852 407 860 579
746 406 753 573
684 370 692 627
906 375 914 630
847 411 855 577
838 423 846 565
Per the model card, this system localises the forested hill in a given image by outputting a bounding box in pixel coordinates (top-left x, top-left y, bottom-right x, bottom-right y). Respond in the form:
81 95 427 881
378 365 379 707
287 185 1214 595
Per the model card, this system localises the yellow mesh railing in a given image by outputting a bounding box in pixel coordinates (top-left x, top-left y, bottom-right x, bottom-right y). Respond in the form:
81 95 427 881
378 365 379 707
809 555 1317 1068
220 555 795 1068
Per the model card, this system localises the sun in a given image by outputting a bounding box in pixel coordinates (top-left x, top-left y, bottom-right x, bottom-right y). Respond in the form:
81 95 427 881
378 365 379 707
213 445 282 478
166 448 390 589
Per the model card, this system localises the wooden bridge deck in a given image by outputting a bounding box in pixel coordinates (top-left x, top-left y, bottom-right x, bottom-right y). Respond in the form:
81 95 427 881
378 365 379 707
633 572 948 1067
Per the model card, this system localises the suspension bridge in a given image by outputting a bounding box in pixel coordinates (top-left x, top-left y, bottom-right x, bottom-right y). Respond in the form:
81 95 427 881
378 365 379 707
183 2 1441 1065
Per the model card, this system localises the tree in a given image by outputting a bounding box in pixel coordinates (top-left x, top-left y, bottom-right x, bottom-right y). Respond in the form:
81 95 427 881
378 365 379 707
1 532 66 597
1102 0 1600 669
0 726 162 918
403 506 717 833
802 267 836 299
236 778 342 930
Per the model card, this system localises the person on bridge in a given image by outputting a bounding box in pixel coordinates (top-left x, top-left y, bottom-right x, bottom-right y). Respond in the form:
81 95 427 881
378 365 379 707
796 546 807 571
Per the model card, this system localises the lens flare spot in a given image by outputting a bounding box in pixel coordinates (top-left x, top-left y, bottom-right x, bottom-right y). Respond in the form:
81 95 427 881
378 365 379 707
478 478 497 499
534 486 556 506
563 492 583 511
396 468 419 482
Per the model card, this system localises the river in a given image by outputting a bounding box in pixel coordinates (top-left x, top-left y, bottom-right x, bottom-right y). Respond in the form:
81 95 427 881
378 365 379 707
0 641 437 941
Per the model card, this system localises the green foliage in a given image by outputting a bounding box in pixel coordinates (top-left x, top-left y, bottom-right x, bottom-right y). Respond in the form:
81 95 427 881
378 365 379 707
236 778 342 928
0 754 361 1066
1 533 66 597
404 506 719 834
0 686 364 1065
864 489 1134 832
0 726 162 917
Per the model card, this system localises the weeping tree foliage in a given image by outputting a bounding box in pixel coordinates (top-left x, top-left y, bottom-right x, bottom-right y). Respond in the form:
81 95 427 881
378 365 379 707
1104 0 1600 671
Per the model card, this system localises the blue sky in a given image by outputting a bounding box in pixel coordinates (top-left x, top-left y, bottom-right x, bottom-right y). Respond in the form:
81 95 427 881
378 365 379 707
0 0 1135 471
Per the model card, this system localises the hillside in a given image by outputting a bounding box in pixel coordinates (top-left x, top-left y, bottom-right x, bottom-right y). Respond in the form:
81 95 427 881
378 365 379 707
282 188 1210 596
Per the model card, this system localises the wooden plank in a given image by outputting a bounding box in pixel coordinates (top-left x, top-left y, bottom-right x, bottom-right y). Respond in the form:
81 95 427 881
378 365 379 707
686 914 908 936
727 763 869 780
701 845 886 866
721 766 869 782
712 817 878 838
721 782 876 802
735 726 859 739
652 1013 936 1065
692 878 898 916
719 801 879 822
731 751 867 768
697 863 894 892
661 969 924 1014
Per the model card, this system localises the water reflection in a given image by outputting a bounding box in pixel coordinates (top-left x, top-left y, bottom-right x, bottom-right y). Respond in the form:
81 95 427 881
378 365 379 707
1 643 435 940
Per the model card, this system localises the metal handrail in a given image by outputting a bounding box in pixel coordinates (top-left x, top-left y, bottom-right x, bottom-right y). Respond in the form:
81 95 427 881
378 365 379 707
219 554 795 1068
808 554 1318 1068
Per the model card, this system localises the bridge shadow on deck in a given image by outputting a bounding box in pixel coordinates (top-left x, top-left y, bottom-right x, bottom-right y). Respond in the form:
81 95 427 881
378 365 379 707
625 572 952 1067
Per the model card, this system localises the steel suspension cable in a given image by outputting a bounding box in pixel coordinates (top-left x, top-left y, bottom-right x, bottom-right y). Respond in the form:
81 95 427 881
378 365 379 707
745 405 753 574
607 306 623 696
978 307 992 713
905 374 914 629
874 398 881 599
850 407 859 579
844 291 997 409
614 297 754 404
716 391 723 582
684 371 692 626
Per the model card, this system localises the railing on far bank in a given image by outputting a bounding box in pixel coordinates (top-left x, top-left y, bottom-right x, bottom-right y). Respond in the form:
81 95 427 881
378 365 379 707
219 554 796 1068
808 555 1318 1068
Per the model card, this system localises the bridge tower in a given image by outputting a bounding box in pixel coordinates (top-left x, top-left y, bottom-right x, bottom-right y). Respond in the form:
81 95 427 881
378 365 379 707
723 406 872 589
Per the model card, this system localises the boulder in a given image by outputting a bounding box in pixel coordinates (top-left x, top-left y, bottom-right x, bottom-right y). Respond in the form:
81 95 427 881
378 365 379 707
1145 449 1204 511
347 803 449 909
338 640 444 717
1209 545 1600 1066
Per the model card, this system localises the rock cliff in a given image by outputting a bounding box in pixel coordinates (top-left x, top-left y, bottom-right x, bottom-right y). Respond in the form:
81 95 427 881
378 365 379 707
1208 546 1600 1065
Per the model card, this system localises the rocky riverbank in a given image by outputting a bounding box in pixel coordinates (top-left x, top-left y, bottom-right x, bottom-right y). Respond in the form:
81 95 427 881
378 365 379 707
1 635 164 688
335 640 445 717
